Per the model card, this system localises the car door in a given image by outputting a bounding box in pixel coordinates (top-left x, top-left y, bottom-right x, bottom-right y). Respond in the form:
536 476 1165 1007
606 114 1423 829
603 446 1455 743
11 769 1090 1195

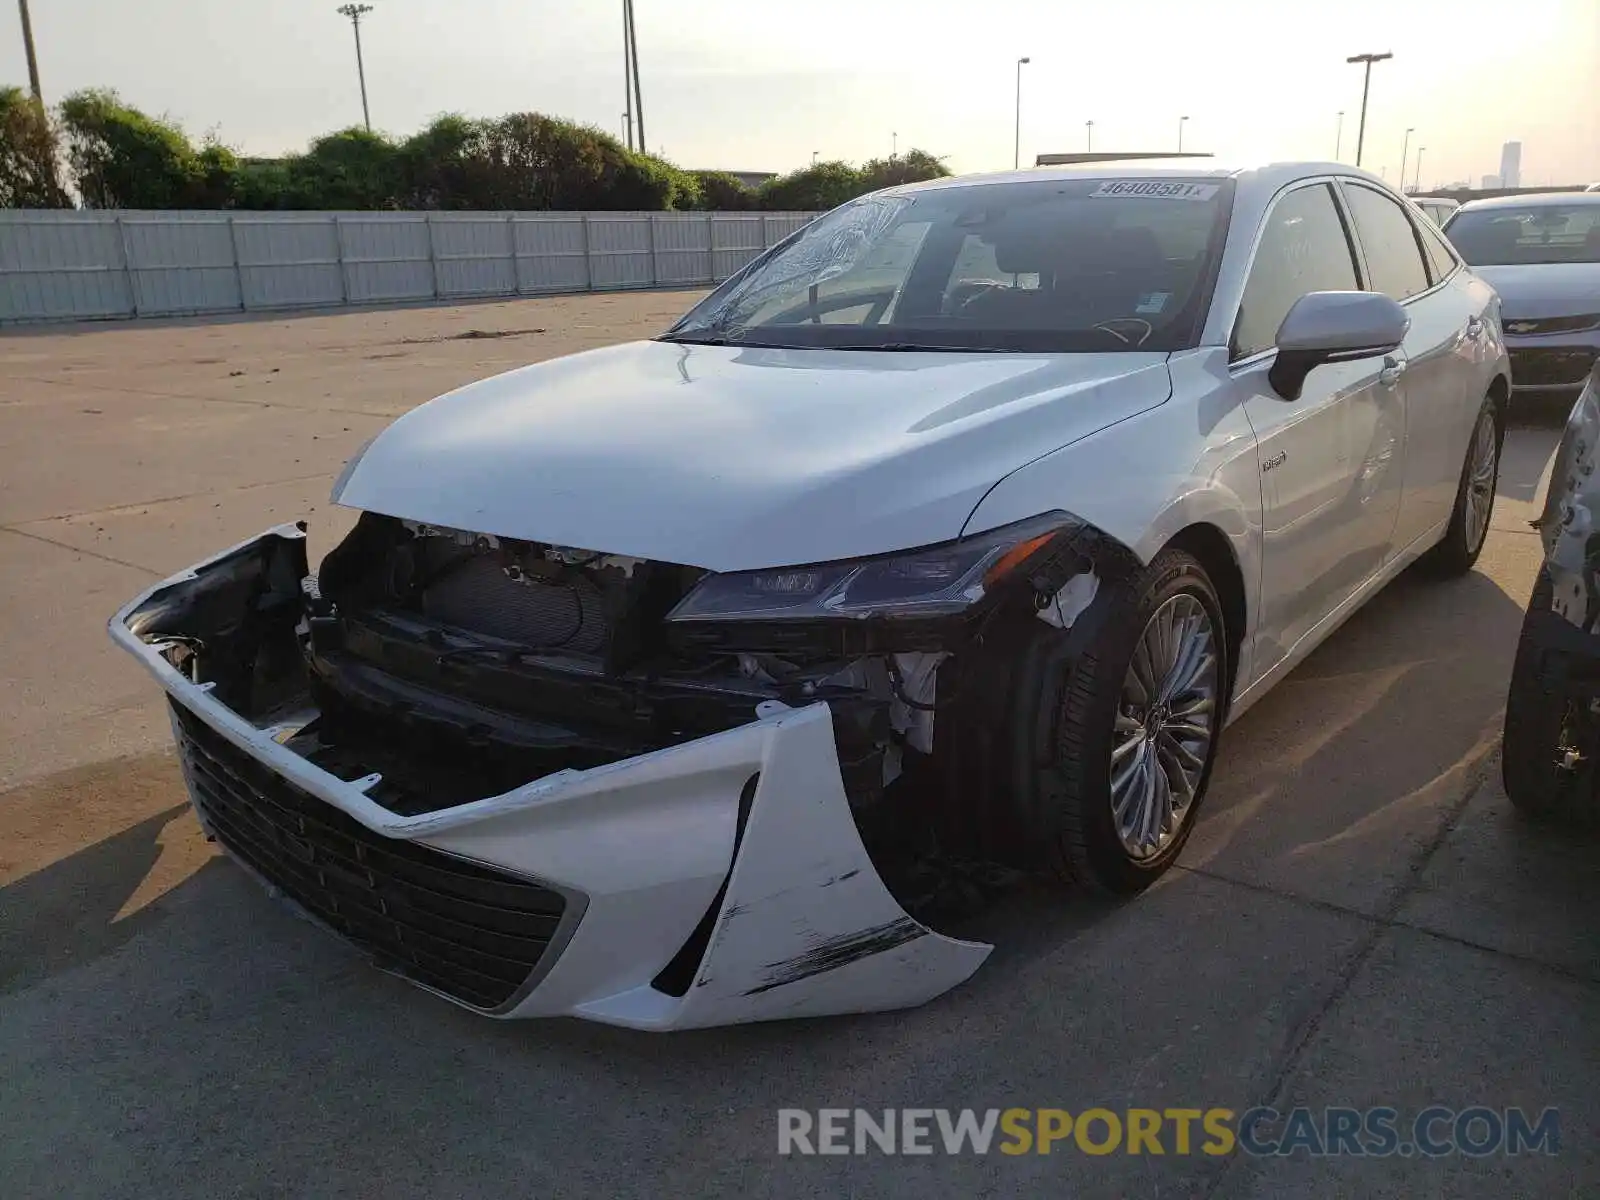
1229 180 1408 677
1338 179 1473 548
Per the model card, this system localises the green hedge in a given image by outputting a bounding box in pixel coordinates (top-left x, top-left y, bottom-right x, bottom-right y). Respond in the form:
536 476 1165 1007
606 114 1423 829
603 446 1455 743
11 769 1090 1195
1 87 948 211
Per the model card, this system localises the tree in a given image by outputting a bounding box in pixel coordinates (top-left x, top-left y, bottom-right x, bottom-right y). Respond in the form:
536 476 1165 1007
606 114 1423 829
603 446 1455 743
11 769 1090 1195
0 85 69 207
757 161 863 211
858 148 948 192
59 89 205 208
692 170 754 211
398 114 496 209
285 127 401 209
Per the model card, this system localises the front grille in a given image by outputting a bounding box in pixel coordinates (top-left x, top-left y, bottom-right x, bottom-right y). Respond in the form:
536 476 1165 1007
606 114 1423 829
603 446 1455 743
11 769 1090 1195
1504 314 1600 337
171 702 567 1010
1510 348 1597 388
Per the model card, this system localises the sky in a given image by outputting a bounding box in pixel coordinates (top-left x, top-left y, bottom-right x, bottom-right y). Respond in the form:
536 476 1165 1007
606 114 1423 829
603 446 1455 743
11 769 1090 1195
4 0 1598 190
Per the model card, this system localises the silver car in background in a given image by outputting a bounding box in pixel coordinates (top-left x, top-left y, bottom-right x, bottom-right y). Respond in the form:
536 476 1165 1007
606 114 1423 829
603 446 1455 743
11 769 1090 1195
1413 196 1461 227
1444 193 1600 400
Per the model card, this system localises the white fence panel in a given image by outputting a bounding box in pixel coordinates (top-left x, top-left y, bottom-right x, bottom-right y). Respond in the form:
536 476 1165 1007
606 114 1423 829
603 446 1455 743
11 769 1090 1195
0 208 817 324
431 214 517 298
586 215 656 289
513 216 588 293
338 215 433 304
711 215 768 282
122 217 240 315
233 216 344 311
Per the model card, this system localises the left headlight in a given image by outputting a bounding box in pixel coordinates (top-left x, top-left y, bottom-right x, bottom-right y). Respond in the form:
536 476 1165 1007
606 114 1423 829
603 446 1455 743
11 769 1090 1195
665 513 1076 623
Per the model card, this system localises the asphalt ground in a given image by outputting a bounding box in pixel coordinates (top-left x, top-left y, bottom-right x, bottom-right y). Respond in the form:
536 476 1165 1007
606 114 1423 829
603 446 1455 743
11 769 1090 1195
1 294 1595 1198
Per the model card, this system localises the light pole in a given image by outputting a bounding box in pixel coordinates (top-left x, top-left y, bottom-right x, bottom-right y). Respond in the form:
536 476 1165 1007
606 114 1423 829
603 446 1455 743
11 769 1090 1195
625 0 645 155
1086 120 1094 152
16 0 42 101
1178 115 1189 153
1335 111 1344 159
1345 51 1393 168
336 4 374 131
812 150 819 166
1399 126 1414 193
892 131 898 159
1414 147 1426 194
1013 57 1030 170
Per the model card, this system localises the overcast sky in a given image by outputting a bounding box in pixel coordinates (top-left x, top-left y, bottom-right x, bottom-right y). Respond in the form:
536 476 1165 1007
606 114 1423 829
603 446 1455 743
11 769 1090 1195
5 0 1598 189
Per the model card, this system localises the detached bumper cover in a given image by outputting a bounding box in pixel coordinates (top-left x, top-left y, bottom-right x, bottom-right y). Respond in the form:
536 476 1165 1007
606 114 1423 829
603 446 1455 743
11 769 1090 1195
110 525 991 1028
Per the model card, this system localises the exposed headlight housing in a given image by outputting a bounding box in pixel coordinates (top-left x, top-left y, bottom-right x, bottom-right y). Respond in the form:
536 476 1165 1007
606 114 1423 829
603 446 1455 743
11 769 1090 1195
665 513 1076 624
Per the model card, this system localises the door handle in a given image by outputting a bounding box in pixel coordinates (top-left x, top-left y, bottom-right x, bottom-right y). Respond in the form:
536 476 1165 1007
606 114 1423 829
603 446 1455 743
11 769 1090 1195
1378 356 1406 388
1465 316 1485 342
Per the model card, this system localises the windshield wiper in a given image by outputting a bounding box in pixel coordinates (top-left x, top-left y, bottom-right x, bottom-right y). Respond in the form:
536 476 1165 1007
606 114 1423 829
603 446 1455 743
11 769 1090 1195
658 332 743 346
835 342 1013 353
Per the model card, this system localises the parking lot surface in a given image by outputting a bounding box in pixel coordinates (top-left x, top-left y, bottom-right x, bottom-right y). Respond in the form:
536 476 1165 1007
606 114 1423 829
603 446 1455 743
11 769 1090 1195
2 293 1596 1198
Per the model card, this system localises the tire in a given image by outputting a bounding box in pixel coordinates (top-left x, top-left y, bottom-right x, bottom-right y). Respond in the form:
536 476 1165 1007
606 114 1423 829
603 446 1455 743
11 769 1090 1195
1012 548 1228 893
1502 569 1600 828
1424 397 1501 576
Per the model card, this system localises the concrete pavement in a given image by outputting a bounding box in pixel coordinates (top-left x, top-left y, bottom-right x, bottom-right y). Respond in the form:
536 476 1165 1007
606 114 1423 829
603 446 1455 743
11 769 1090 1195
1 295 1595 1198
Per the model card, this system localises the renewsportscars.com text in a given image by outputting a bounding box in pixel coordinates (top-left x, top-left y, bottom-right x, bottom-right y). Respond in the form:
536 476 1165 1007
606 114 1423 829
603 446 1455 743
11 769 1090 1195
777 1107 1560 1158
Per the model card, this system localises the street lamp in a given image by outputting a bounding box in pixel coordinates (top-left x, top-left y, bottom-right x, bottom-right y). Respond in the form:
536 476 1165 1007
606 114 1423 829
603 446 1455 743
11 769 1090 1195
1014 57 1030 170
892 131 898 159
16 0 42 101
1400 127 1414 193
1335 111 1344 159
1414 147 1426 194
1086 119 1094 152
1178 115 1189 153
1345 51 1393 168
336 4 375 132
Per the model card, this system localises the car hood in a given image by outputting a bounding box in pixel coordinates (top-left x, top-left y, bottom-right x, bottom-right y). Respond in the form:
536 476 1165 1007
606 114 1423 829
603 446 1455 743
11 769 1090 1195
1474 263 1600 319
334 339 1172 571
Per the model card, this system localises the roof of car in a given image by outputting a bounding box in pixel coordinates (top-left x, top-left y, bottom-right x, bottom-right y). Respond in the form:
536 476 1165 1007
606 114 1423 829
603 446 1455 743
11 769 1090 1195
887 160 1389 197
1457 191 1600 212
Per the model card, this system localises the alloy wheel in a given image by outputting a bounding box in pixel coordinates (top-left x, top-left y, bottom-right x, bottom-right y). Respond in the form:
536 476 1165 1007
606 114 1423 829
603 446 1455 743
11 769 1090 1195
1110 593 1220 859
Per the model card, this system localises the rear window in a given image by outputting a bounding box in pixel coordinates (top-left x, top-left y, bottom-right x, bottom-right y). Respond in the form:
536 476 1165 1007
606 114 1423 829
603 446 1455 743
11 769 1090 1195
663 177 1235 353
1446 204 1600 266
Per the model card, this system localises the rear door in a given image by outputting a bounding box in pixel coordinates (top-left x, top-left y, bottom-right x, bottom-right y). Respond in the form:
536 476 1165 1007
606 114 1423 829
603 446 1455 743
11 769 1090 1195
1231 180 1409 676
1339 179 1480 547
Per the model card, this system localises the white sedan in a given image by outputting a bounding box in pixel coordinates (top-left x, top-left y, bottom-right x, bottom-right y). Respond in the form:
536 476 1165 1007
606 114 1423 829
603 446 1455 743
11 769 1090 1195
113 161 1509 1028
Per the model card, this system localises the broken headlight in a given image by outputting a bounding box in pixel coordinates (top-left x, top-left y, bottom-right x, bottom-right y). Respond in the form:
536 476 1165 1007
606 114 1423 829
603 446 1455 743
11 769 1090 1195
665 513 1075 623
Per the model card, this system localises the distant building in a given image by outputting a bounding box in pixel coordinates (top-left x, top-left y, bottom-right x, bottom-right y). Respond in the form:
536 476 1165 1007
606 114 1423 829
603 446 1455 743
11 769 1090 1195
1499 142 1522 189
1481 174 1502 190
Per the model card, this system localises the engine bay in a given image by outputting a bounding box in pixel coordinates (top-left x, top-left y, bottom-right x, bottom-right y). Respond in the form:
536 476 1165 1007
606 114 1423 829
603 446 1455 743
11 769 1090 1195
129 515 949 824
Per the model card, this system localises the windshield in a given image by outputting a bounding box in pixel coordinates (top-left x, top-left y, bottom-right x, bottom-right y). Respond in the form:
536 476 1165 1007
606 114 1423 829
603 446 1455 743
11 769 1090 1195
1445 203 1600 266
662 177 1235 353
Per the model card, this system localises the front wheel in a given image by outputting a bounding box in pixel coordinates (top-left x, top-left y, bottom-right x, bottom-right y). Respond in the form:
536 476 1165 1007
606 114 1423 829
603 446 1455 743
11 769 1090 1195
1425 398 1501 576
1014 548 1228 893
1502 569 1600 828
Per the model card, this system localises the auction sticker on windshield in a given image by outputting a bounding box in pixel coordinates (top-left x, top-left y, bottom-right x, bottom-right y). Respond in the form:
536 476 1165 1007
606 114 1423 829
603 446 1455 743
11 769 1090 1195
1090 181 1220 201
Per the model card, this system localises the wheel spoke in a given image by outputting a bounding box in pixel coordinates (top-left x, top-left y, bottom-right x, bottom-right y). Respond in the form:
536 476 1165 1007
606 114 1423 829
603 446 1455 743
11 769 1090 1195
1138 743 1162 849
1160 731 1206 774
1112 726 1145 765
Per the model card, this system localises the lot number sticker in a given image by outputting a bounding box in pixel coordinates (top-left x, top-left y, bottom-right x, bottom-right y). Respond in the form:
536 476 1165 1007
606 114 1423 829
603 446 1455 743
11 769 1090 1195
1090 180 1219 201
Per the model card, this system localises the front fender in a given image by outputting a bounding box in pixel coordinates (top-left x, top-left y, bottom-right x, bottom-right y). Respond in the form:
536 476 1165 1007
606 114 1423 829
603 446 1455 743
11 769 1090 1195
962 353 1261 614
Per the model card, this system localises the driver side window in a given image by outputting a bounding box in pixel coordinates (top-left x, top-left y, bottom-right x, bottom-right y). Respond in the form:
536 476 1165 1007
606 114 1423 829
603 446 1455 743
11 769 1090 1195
1233 184 1361 360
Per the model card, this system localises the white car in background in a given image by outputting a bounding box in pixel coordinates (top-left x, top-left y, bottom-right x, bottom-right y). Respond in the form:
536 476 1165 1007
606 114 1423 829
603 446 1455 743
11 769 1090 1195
113 161 1510 1028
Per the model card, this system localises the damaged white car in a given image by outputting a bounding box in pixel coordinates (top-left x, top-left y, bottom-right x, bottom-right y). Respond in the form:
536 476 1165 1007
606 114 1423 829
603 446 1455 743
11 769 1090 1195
112 162 1509 1027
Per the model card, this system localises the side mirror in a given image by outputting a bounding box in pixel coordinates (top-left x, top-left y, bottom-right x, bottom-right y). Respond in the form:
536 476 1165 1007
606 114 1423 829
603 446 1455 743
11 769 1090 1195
1268 291 1410 401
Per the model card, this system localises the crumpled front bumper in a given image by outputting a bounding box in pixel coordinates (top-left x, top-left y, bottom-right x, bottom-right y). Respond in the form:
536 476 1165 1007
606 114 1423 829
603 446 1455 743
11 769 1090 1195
109 525 991 1029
